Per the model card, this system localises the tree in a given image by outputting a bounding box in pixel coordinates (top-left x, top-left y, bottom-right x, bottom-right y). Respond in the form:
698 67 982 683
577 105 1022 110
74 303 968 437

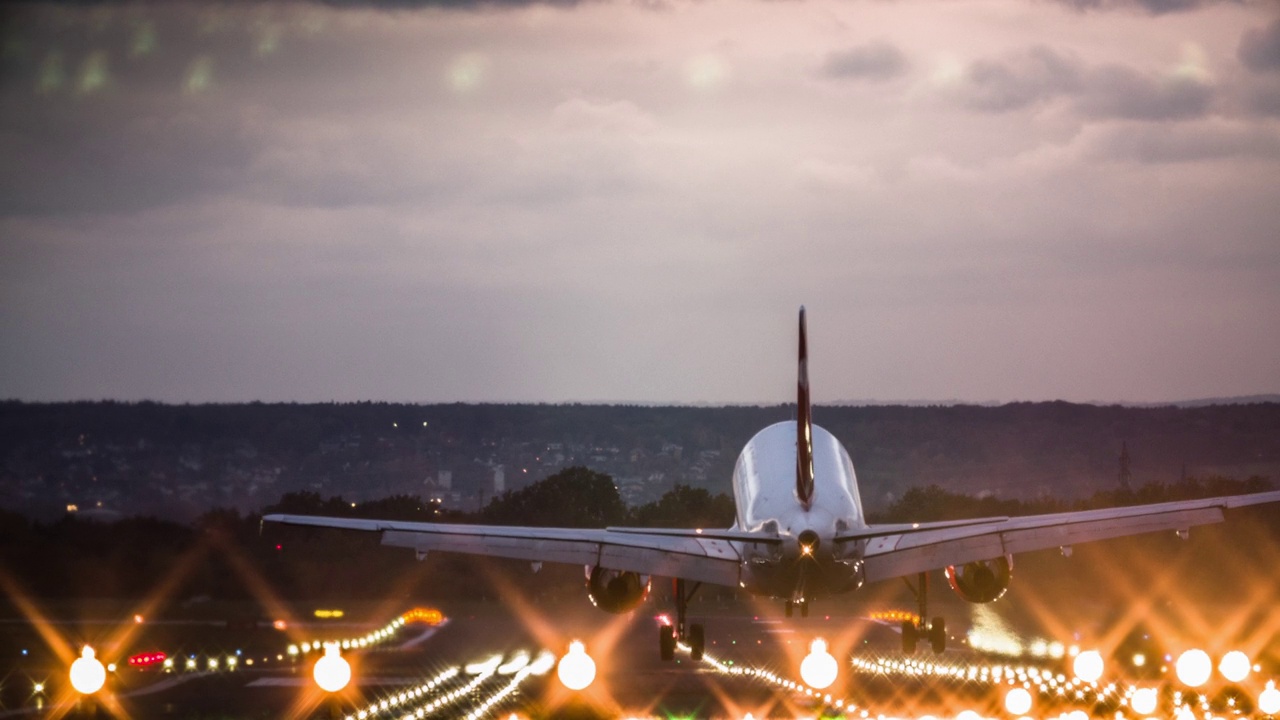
630 485 735 528
480 467 627 528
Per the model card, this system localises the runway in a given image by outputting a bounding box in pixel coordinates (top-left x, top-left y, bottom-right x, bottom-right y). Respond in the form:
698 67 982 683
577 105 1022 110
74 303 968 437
3 598 1275 720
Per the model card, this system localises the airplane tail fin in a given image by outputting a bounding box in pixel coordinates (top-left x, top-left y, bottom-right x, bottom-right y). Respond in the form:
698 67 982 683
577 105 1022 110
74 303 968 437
796 307 815 509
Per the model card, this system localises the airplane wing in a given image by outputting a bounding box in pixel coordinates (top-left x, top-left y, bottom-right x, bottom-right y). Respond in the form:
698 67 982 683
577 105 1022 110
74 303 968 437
262 514 781 588
856 490 1280 584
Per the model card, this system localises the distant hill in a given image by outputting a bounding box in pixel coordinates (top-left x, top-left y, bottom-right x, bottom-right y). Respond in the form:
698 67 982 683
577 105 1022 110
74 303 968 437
2 400 1278 521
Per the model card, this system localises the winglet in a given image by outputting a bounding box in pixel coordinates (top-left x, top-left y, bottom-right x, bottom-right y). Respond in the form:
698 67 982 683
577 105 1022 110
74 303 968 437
796 307 815 509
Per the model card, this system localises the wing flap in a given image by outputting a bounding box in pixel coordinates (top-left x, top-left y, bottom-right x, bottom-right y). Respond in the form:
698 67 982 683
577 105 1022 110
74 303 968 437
862 505 1225 583
266 514 743 588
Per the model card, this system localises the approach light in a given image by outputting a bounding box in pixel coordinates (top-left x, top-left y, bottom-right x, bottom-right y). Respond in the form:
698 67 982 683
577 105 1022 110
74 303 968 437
1176 649 1212 687
556 641 596 691
312 643 351 693
800 638 838 690
1073 650 1104 683
1005 687 1032 715
498 651 530 675
1258 681 1280 715
1132 687 1159 715
69 646 106 695
1218 651 1250 683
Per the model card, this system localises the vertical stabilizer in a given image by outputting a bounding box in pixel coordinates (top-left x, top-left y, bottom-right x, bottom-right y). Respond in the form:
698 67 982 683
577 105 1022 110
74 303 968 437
796 307 815 509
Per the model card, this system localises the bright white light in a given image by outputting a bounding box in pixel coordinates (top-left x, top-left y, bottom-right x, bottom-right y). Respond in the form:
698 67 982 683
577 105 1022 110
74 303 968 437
1218 651 1250 683
800 638 838 690
956 710 985 720
465 654 502 675
1005 687 1032 715
498 651 530 675
1258 681 1280 715
313 643 351 693
557 641 596 691
1132 687 1159 715
1067 710 1089 720
69 646 106 695
1175 649 1212 687
1073 650 1104 683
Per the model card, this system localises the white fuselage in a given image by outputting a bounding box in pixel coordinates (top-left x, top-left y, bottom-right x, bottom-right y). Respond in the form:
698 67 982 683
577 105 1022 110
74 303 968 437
731 421 868 600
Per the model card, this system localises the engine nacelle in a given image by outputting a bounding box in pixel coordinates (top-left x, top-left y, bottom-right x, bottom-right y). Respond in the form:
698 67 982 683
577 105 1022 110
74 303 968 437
944 555 1013 603
585 566 651 614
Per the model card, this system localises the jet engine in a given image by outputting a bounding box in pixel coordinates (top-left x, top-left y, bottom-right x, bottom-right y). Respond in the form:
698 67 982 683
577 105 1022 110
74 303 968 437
944 555 1013 603
585 566 651 613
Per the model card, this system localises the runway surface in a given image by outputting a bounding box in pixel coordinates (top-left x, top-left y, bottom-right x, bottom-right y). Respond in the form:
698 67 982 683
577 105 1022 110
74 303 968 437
2 596 1276 719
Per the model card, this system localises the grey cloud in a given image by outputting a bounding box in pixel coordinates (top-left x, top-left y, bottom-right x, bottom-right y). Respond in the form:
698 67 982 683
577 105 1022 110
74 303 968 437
1086 123 1280 164
1239 18 1280 73
959 45 1081 112
1246 82 1280 117
819 42 909 82
953 47 1213 122
1048 0 1221 15
1076 65 1212 121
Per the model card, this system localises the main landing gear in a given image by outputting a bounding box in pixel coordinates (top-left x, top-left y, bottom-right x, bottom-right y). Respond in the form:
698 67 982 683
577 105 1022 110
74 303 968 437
902 571 947 654
785 599 810 618
659 578 705 662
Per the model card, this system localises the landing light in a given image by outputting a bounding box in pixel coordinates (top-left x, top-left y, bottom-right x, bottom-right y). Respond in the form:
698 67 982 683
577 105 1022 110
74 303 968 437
1005 687 1032 715
312 643 351 693
1073 650 1104 683
69 646 106 695
1218 650 1250 683
557 641 596 691
1131 687 1159 715
800 638 837 690
1175 649 1212 687
1258 681 1280 715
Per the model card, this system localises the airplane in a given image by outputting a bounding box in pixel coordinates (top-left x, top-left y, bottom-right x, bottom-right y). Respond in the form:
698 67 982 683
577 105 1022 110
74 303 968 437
264 307 1280 661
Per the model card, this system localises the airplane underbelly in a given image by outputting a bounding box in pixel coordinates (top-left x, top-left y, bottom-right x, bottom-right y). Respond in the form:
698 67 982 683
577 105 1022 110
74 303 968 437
741 557 863 599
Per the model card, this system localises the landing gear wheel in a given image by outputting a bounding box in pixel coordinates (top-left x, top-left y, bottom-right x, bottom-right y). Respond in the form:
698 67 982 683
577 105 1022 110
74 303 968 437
689 623 705 661
902 620 918 654
929 616 946 653
659 625 676 661
800 601 809 618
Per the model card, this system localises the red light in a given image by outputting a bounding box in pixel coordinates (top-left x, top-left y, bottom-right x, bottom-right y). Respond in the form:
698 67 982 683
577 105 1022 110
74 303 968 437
128 651 167 668
275 544 282 550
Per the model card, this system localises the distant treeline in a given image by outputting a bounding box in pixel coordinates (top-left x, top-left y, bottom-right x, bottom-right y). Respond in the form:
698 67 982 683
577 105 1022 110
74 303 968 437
0 467 1274 612
4 400 1280 521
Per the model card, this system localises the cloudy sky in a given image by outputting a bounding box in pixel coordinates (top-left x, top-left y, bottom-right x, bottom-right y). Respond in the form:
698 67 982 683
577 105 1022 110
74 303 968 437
2 0 1278 405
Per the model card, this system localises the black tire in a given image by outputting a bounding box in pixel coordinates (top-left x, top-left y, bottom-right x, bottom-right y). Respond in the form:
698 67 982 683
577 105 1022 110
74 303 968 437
800 601 809 618
659 625 676 661
689 623 705 662
930 617 946 653
901 620 918 654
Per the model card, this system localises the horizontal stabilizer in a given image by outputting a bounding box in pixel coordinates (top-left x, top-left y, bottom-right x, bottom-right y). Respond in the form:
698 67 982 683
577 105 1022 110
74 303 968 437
605 526 783 543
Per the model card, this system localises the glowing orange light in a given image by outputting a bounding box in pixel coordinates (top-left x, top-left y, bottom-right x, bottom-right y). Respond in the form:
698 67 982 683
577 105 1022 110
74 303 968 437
557 641 596 691
401 608 444 625
70 646 106 694
312 643 351 693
